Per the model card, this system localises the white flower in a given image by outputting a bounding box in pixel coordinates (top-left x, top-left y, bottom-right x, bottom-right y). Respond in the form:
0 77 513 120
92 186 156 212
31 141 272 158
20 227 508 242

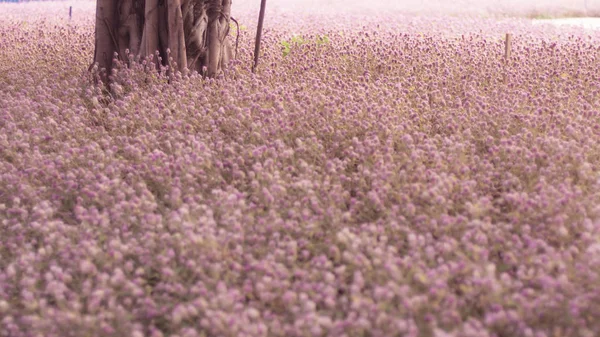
247 308 260 320
0 300 9 313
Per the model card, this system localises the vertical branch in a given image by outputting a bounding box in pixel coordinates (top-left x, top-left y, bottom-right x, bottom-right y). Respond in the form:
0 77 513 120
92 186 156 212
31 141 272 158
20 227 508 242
167 0 188 74
206 0 223 77
93 0 118 82
157 1 169 66
117 0 134 60
230 17 240 59
206 19 221 77
221 0 232 31
186 3 209 73
140 0 159 62
252 0 267 73
218 0 232 70
128 4 142 57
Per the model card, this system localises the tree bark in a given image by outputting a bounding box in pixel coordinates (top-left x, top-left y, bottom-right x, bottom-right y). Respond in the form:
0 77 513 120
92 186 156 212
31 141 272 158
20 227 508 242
93 0 117 76
167 0 187 74
139 0 158 62
92 0 232 83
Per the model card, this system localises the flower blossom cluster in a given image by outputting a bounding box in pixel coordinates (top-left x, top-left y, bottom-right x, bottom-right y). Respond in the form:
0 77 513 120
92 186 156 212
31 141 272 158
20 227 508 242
1 1 600 337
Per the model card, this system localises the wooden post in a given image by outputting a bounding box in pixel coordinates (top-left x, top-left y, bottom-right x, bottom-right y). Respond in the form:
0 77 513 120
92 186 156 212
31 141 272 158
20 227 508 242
253 0 267 73
504 33 512 61
69 6 72 20
503 33 512 84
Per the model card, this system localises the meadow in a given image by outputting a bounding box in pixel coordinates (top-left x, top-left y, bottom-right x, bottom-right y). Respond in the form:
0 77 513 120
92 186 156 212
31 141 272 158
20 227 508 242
1 1 600 336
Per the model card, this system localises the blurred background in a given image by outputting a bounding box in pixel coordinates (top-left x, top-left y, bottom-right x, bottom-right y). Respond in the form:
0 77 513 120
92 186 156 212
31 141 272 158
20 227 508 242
262 0 600 17
0 0 599 18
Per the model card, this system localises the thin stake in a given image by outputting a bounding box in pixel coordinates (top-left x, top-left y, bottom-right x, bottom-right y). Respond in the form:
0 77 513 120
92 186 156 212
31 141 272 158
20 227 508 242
504 33 512 61
252 0 267 73
69 6 72 20
503 33 512 84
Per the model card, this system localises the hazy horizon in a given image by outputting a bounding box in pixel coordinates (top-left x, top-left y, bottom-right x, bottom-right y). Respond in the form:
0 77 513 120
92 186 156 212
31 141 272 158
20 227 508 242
261 0 600 17
1 0 599 18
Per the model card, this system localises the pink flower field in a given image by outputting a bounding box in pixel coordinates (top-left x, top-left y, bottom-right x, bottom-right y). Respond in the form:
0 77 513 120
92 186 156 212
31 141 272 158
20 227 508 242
2 1 600 336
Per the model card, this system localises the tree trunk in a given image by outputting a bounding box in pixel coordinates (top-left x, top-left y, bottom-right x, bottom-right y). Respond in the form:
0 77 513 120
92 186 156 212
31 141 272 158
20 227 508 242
92 0 233 82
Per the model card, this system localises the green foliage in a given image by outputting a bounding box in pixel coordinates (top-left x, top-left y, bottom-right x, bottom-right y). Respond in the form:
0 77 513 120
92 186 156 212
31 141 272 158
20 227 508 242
280 34 330 57
532 13 554 20
316 34 330 45
230 22 247 31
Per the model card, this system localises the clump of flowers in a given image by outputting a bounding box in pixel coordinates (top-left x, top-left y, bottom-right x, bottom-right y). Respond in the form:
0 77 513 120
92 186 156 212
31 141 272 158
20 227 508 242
1 1 600 337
